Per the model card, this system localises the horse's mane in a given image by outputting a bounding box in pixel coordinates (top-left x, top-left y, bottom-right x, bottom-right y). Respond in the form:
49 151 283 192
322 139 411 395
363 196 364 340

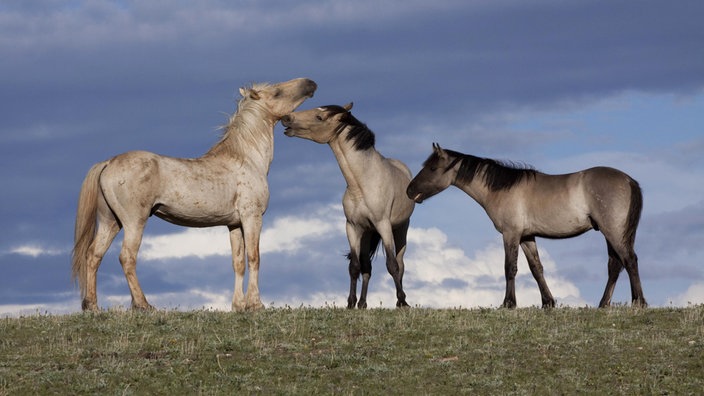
431 149 539 191
321 105 375 151
205 82 274 160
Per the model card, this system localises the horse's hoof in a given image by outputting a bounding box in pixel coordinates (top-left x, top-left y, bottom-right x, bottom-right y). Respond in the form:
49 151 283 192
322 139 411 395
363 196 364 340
501 300 517 309
357 301 367 309
81 300 99 312
632 299 648 308
396 301 410 308
347 297 358 309
246 302 265 311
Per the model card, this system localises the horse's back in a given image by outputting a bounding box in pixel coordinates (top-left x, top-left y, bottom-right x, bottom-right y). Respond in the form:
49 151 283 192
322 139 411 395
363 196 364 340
580 166 638 196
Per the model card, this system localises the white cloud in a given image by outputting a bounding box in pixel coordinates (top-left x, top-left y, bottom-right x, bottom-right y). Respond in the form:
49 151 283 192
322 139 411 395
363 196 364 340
402 227 586 308
139 204 345 261
126 204 587 310
6 244 64 258
0 295 80 318
260 205 345 254
669 283 704 307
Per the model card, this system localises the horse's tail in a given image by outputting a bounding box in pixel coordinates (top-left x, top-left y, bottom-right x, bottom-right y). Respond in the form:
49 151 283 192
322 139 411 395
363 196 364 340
345 232 382 264
623 176 643 247
71 161 108 300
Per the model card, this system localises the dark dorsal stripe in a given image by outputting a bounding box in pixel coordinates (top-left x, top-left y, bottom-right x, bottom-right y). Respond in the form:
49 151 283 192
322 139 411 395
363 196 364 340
444 149 538 191
321 105 375 151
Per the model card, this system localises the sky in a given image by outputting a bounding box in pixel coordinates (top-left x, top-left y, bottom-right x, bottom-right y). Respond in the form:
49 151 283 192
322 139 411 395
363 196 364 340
1 0 703 316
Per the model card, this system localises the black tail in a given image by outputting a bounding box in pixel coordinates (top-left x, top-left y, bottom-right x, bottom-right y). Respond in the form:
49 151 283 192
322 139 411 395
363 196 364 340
623 177 643 246
346 232 382 263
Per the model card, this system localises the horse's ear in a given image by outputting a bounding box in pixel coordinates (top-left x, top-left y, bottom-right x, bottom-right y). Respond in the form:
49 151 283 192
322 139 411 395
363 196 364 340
433 143 447 159
240 87 260 100
343 102 353 112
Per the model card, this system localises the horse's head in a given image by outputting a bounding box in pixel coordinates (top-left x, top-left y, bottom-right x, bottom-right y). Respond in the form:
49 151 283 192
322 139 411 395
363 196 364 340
281 102 354 144
239 78 317 120
407 143 459 203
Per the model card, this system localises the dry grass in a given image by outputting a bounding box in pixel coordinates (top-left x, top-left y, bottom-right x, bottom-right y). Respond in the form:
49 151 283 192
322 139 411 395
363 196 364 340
1 305 703 394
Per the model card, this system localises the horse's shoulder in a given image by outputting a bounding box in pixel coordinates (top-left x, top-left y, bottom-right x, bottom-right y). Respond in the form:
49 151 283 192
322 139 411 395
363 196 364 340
386 157 412 178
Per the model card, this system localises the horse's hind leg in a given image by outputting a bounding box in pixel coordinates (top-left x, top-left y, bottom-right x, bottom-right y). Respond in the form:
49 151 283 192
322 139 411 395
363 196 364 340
608 241 647 308
119 222 153 310
378 221 408 308
599 238 647 308
624 251 647 307
520 238 555 308
598 243 622 308
357 231 376 309
345 222 362 309
393 220 410 307
83 210 120 311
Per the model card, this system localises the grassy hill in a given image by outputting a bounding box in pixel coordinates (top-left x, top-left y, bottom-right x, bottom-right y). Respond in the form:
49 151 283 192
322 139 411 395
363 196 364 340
1 306 703 394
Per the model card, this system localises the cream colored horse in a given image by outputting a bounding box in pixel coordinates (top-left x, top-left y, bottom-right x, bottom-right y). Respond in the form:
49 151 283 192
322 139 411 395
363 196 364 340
282 103 415 308
72 78 316 311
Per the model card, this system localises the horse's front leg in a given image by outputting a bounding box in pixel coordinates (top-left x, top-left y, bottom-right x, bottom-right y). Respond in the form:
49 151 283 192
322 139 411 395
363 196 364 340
229 226 246 312
520 238 556 308
502 234 520 309
378 222 408 308
242 215 265 311
345 222 362 309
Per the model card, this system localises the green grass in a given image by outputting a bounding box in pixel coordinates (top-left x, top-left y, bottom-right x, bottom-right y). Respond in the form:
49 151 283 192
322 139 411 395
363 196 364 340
1 306 703 395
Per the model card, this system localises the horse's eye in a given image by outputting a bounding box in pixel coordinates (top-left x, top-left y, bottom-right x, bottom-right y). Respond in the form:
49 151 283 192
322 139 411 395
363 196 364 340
316 115 323 121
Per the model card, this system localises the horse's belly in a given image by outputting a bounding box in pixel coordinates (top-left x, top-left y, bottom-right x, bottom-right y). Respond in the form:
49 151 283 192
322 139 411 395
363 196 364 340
530 216 593 239
153 205 239 227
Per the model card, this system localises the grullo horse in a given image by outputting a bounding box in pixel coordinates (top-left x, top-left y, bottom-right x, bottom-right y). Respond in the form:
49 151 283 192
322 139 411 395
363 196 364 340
407 143 646 308
282 103 415 308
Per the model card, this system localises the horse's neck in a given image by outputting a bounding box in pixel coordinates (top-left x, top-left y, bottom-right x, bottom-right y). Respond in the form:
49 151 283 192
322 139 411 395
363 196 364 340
328 131 378 192
203 108 275 173
452 159 492 206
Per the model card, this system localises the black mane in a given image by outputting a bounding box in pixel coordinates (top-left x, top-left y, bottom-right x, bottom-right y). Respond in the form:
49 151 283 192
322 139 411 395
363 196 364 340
321 105 375 151
430 149 539 191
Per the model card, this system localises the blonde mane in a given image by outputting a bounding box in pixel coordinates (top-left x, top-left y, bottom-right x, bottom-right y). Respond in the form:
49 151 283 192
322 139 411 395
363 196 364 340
206 83 275 161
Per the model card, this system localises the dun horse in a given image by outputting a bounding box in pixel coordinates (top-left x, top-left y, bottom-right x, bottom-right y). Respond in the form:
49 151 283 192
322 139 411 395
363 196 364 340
282 103 415 308
72 78 317 311
407 143 646 308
